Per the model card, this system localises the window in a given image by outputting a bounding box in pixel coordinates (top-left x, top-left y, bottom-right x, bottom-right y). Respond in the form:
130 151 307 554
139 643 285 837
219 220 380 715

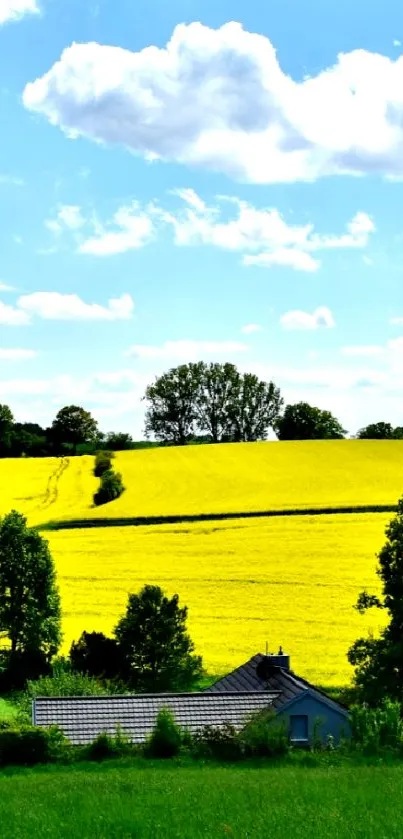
290 714 308 742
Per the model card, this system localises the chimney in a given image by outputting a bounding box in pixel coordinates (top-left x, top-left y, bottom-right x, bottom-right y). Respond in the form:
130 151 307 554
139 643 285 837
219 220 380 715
265 646 290 671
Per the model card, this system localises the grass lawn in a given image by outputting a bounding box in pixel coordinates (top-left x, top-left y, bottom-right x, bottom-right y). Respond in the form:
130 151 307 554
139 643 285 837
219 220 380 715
0 759 402 838
0 698 18 723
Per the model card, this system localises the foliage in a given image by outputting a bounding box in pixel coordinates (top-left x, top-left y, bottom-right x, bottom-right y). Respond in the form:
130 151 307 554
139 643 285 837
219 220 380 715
348 496 403 703
240 710 289 757
84 727 134 761
0 724 68 766
191 722 244 761
0 404 14 456
276 402 346 440
0 510 61 668
114 585 203 692
103 432 134 451
93 468 125 506
0 649 52 692
144 361 283 444
69 631 121 680
144 708 184 758
349 700 403 753
93 450 115 478
357 422 395 439
51 406 99 453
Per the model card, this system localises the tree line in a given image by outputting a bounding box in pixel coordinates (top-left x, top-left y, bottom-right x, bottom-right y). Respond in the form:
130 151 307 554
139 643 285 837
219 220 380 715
1 360 403 457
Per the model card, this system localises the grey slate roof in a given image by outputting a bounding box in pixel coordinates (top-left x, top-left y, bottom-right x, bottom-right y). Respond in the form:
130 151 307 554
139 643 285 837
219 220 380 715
33 691 280 746
205 653 348 715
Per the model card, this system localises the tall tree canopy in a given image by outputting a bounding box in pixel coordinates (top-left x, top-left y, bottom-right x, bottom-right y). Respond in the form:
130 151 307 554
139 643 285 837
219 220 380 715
275 402 346 440
51 405 99 453
0 404 14 456
348 497 403 704
114 584 203 692
0 511 61 659
357 422 395 439
144 362 283 445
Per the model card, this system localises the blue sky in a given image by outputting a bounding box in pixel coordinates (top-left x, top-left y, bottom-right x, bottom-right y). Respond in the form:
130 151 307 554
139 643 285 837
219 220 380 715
1 0 403 437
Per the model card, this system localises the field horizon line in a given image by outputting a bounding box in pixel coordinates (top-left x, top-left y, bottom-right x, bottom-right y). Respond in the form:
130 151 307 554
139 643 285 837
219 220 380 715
38 503 398 532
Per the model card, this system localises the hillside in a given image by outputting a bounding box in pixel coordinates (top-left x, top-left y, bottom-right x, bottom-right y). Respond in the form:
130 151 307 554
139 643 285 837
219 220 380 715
0 440 402 528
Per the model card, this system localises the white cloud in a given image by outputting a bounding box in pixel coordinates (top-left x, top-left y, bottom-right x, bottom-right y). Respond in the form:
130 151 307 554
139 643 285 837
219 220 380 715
0 281 16 292
17 291 134 321
22 22 403 183
125 339 248 361
241 323 262 334
0 300 30 326
280 306 335 330
0 348 36 360
394 40 401 47
79 204 154 255
0 0 38 24
390 316 403 325
155 191 374 272
46 204 86 235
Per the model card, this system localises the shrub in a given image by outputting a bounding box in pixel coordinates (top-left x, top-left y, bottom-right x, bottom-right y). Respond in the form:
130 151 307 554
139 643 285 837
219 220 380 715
16 662 110 719
84 726 133 761
69 631 122 680
0 724 68 766
350 700 403 754
192 722 243 762
0 649 51 692
93 469 125 506
144 708 183 758
93 450 114 478
240 710 289 758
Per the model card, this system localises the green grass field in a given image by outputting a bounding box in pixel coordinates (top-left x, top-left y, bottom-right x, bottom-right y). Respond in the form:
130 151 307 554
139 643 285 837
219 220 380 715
0 760 402 838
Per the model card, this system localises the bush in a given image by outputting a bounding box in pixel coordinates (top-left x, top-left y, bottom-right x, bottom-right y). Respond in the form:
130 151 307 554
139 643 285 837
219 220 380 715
94 450 114 478
93 469 125 506
0 649 51 692
192 722 243 762
350 700 403 754
240 710 289 758
69 631 122 680
0 724 68 766
16 661 110 719
84 726 134 761
144 708 183 758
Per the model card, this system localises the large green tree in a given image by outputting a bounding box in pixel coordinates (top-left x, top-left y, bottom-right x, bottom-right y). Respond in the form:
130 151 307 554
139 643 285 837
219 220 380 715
357 422 395 439
0 404 14 457
0 511 61 659
275 402 346 440
348 497 403 704
114 585 203 692
144 363 204 445
51 405 98 453
144 362 283 445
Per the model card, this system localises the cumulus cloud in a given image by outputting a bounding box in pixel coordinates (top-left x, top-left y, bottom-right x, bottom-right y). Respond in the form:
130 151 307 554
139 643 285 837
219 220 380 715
241 323 262 334
79 204 153 255
0 282 16 292
125 339 248 361
0 300 30 326
390 316 403 325
46 205 86 234
0 0 38 24
22 21 403 183
280 306 335 330
18 292 134 321
154 191 374 271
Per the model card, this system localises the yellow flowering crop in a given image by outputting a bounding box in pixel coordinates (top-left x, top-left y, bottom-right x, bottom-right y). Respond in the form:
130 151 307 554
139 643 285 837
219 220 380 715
47 512 389 686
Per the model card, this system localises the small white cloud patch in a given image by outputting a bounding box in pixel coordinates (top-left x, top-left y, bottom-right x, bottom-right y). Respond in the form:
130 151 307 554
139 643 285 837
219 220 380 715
280 306 335 330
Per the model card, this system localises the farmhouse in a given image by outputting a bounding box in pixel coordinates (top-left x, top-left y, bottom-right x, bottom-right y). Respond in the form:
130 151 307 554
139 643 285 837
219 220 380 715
33 650 349 747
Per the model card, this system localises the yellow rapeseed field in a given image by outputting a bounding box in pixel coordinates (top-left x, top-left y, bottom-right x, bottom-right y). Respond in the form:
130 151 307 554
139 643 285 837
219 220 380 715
0 440 402 526
47 512 389 686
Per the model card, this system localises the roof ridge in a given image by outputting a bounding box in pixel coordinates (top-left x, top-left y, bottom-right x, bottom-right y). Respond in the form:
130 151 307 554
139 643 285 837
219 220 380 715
33 689 281 701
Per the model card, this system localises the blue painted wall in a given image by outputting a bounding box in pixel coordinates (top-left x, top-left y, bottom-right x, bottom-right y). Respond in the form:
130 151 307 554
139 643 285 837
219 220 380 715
276 692 350 744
